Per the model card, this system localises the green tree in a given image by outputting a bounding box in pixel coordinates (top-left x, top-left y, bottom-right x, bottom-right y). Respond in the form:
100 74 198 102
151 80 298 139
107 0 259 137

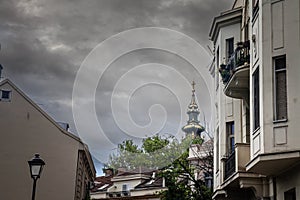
106 134 213 200
159 139 213 200
107 134 190 170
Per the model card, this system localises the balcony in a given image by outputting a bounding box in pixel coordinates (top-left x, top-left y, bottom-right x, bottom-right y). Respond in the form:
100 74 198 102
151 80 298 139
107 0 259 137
223 143 250 181
219 41 250 100
246 150 300 176
224 151 236 180
107 191 130 198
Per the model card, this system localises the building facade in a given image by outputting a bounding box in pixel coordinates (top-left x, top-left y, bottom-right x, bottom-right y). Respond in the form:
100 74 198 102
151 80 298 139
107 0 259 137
91 169 166 200
0 79 96 200
209 0 300 199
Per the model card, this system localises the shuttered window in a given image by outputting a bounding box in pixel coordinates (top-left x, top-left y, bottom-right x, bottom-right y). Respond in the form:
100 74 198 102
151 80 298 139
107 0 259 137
216 127 219 171
274 56 287 120
253 68 260 130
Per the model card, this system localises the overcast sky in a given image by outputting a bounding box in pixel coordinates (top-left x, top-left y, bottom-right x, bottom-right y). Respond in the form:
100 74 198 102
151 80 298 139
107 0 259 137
0 0 232 173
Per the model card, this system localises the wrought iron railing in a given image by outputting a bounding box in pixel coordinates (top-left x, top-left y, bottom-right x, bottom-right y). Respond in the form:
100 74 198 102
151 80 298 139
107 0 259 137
224 151 236 180
107 191 130 198
219 41 250 84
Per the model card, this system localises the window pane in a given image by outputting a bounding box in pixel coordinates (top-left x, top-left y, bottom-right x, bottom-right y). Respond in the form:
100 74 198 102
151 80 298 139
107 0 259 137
2 90 10 99
275 57 286 70
230 137 235 153
216 128 219 170
253 68 260 129
226 122 235 153
226 38 234 61
276 70 287 119
122 184 127 191
284 188 296 200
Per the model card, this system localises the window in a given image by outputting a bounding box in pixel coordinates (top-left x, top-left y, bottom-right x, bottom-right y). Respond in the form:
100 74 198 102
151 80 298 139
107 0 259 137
226 38 234 62
226 122 235 154
216 127 219 171
284 188 296 200
216 48 219 90
204 172 213 189
0 90 11 101
122 184 128 191
274 56 287 120
253 0 259 15
253 68 260 130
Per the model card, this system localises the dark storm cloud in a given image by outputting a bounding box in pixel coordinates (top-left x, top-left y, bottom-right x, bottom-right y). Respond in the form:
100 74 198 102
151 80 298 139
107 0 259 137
0 0 233 173
1 0 232 89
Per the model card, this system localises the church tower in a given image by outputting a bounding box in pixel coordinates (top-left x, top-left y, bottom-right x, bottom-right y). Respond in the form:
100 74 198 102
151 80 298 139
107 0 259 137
182 81 204 138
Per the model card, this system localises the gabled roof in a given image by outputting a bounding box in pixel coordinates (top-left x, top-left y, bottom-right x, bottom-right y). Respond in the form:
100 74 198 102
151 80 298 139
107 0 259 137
92 175 113 192
0 78 96 175
0 79 81 141
92 170 164 192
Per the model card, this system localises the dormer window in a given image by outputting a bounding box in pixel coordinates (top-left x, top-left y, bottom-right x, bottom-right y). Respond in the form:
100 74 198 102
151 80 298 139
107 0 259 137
0 90 11 101
122 184 128 191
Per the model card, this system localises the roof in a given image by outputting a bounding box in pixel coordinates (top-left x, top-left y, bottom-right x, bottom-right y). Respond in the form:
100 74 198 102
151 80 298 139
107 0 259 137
0 78 96 175
209 6 243 42
134 176 164 189
116 168 153 176
92 175 114 192
92 170 164 192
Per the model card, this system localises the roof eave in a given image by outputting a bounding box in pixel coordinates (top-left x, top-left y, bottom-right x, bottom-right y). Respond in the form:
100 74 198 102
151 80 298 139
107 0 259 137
209 7 243 43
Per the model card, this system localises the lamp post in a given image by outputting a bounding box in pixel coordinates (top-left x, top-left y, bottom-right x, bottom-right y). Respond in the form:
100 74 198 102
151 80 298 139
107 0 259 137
28 154 45 200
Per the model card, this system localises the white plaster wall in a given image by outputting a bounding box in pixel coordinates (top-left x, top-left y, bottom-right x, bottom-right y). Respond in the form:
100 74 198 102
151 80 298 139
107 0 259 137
276 163 300 200
213 22 242 190
249 0 300 158
0 82 84 200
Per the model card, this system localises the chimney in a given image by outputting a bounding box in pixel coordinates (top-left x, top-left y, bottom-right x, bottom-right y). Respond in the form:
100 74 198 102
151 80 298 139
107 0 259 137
57 122 70 131
117 167 126 175
103 168 114 177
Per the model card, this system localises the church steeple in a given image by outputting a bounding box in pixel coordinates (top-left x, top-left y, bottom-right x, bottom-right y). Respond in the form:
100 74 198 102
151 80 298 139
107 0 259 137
182 81 204 138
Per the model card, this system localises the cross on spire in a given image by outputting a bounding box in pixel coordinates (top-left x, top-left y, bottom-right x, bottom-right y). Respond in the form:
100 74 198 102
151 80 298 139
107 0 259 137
192 80 195 93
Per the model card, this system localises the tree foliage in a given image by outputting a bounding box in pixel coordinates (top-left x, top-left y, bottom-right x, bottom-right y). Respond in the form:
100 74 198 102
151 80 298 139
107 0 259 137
107 134 191 170
106 134 213 200
159 138 214 200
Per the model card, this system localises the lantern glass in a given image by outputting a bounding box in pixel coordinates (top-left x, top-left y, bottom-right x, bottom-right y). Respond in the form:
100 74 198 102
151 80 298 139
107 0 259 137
31 165 42 177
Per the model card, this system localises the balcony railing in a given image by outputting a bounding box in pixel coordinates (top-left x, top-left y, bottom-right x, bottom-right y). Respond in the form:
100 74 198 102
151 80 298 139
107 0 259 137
224 151 236 180
107 191 130 198
219 41 250 84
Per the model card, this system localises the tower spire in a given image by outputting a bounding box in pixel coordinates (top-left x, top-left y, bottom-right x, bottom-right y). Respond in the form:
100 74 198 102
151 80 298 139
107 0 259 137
182 81 204 138
191 80 196 105
192 80 195 92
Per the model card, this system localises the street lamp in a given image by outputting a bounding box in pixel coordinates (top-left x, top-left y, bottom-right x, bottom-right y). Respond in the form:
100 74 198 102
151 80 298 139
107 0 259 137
28 154 45 200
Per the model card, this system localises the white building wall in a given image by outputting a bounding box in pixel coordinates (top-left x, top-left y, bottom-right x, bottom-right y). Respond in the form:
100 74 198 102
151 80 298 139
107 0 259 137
249 0 300 198
213 22 243 191
250 0 300 158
